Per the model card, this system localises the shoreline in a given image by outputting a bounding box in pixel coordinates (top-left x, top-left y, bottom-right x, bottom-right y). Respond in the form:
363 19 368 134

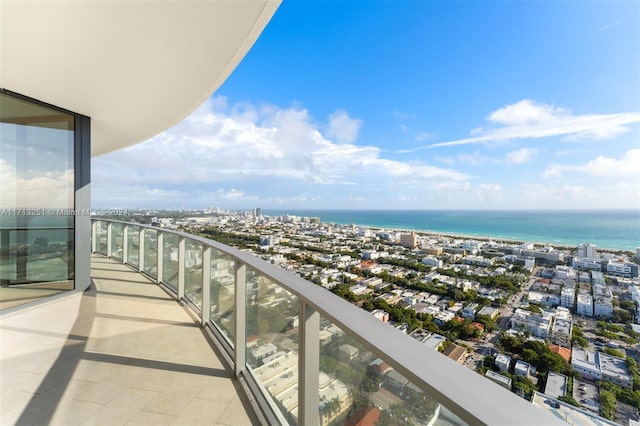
262 209 638 253
317 221 631 254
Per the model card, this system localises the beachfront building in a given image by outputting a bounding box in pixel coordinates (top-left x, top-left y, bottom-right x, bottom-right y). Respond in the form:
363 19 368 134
577 244 598 259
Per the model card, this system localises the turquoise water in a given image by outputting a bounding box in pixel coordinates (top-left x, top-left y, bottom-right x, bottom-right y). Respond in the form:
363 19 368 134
262 210 640 252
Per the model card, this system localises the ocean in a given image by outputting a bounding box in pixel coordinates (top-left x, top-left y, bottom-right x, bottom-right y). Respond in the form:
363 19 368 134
262 210 640 252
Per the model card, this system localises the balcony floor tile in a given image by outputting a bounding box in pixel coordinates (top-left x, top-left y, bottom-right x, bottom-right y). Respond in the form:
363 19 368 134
0 256 259 426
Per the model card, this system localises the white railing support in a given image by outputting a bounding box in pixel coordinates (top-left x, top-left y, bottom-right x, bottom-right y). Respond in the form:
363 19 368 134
202 245 211 326
234 262 246 378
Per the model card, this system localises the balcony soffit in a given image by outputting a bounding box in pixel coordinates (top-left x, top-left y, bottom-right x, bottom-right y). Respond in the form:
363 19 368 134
0 0 280 156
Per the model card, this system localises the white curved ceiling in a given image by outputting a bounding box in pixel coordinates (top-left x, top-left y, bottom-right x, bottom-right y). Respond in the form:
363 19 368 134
0 0 280 156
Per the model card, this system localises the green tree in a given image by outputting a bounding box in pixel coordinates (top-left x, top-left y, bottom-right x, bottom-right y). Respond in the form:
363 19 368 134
600 390 616 420
558 395 580 407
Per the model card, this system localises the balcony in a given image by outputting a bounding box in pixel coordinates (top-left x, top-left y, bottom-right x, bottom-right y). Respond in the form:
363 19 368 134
1 219 562 425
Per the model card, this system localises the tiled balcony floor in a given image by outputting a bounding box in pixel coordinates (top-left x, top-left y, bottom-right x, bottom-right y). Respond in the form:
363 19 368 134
1 256 259 425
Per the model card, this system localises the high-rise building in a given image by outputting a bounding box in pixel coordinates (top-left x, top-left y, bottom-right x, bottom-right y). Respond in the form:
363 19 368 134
577 243 598 259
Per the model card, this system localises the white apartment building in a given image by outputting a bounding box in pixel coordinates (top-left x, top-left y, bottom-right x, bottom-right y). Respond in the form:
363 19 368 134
463 255 494 267
594 296 613 318
577 243 598 259
422 256 443 268
528 291 560 307
560 287 575 309
551 317 573 347
607 259 639 278
495 353 512 372
515 360 532 378
571 349 633 389
576 293 594 317
555 265 576 280
510 309 553 338
572 257 602 272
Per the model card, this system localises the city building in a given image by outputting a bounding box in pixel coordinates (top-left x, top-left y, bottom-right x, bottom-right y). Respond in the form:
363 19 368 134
607 259 640 278
561 286 576 309
577 243 598 259
510 308 553 338
571 349 633 389
399 232 418 249
495 353 512 372
462 302 479 320
422 256 443 268
555 265 576 280
515 360 532 378
544 372 567 398
576 293 594 317
593 296 613 318
572 257 603 272
551 317 573 347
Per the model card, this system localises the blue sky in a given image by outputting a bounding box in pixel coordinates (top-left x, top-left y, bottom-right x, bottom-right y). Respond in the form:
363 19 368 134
93 1 640 210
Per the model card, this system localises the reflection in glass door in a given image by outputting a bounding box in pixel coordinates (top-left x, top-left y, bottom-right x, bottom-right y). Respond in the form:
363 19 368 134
0 92 76 309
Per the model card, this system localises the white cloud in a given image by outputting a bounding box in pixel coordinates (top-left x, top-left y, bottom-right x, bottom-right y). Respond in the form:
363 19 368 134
544 148 640 178
479 183 502 192
489 100 567 126
326 109 363 143
505 148 538 164
93 98 468 207
414 132 433 142
0 158 74 208
429 99 640 148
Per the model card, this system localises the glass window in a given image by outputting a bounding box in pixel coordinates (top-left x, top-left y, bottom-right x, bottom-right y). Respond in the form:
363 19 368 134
0 92 75 309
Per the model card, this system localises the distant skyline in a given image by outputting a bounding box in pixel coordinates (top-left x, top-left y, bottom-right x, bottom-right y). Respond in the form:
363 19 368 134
93 1 640 210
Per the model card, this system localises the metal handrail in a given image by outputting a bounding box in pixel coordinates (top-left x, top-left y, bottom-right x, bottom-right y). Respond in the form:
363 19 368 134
92 218 562 426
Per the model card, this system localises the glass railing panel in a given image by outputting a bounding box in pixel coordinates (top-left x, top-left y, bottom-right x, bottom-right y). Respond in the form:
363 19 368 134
142 228 158 277
162 233 179 291
184 238 202 311
209 247 235 344
126 225 139 267
94 220 108 255
318 317 467 426
245 267 299 425
110 223 124 261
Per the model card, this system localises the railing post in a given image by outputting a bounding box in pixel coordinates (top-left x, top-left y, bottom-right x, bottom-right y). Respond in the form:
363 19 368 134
106 222 112 258
234 262 246 377
299 301 320 426
157 232 164 284
122 225 128 264
202 245 211 326
138 228 145 273
177 237 185 301
91 220 97 253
